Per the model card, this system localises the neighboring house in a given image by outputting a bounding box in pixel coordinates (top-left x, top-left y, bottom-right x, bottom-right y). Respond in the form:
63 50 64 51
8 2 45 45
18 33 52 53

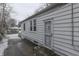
20 3 79 56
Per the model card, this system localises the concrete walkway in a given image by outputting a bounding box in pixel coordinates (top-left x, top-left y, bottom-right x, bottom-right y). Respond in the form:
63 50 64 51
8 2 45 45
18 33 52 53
0 38 8 56
4 34 35 56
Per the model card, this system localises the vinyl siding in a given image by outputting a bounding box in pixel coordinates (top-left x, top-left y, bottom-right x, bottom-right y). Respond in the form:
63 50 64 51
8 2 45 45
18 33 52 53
22 18 45 45
53 3 79 55
73 4 79 47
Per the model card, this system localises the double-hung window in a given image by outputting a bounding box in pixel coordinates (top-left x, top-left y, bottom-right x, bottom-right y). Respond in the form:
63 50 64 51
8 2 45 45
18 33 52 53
30 19 36 31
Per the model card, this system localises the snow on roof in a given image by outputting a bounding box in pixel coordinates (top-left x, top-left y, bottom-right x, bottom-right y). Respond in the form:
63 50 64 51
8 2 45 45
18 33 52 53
19 3 66 24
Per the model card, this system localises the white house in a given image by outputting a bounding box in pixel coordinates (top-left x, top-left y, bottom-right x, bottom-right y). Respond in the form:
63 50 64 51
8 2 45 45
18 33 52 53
20 3 79 56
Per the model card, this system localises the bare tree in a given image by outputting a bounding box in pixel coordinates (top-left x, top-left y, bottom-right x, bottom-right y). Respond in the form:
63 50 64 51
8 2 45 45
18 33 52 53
7 18 17 27
0 3 12 35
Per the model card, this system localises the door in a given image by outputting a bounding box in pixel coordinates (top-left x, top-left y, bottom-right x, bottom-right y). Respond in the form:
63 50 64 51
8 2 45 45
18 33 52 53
45 21 52 47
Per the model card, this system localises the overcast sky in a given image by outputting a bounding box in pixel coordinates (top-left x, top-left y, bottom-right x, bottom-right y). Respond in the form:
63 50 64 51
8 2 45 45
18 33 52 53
9 3 42 23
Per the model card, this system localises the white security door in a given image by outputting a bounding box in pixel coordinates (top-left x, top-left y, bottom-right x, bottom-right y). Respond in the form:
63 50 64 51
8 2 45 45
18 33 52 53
45 21 52 47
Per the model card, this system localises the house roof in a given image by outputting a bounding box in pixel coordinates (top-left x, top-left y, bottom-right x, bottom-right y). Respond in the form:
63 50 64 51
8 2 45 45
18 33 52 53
19 3 66 24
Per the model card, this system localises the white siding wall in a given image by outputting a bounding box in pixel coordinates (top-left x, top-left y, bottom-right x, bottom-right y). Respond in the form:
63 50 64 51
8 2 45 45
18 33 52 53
21 18 45 45
73 4 79 46
53 4 79 56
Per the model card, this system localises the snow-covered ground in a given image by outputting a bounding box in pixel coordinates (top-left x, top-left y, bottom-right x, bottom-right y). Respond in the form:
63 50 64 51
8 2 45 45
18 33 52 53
0 38 8 56
0 34 21 56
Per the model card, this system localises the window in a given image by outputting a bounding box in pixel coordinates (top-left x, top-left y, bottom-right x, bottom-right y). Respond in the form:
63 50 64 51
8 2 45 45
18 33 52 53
23 23 25 31
33 19 36 31
30 20 32 31
30 19 36 31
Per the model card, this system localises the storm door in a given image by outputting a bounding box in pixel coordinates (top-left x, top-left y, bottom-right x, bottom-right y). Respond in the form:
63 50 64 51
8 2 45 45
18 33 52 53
45 20 52 47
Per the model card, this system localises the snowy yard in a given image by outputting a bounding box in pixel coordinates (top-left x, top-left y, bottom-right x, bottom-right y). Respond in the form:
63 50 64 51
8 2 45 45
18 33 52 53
0 38 8 56
0 34 20 56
